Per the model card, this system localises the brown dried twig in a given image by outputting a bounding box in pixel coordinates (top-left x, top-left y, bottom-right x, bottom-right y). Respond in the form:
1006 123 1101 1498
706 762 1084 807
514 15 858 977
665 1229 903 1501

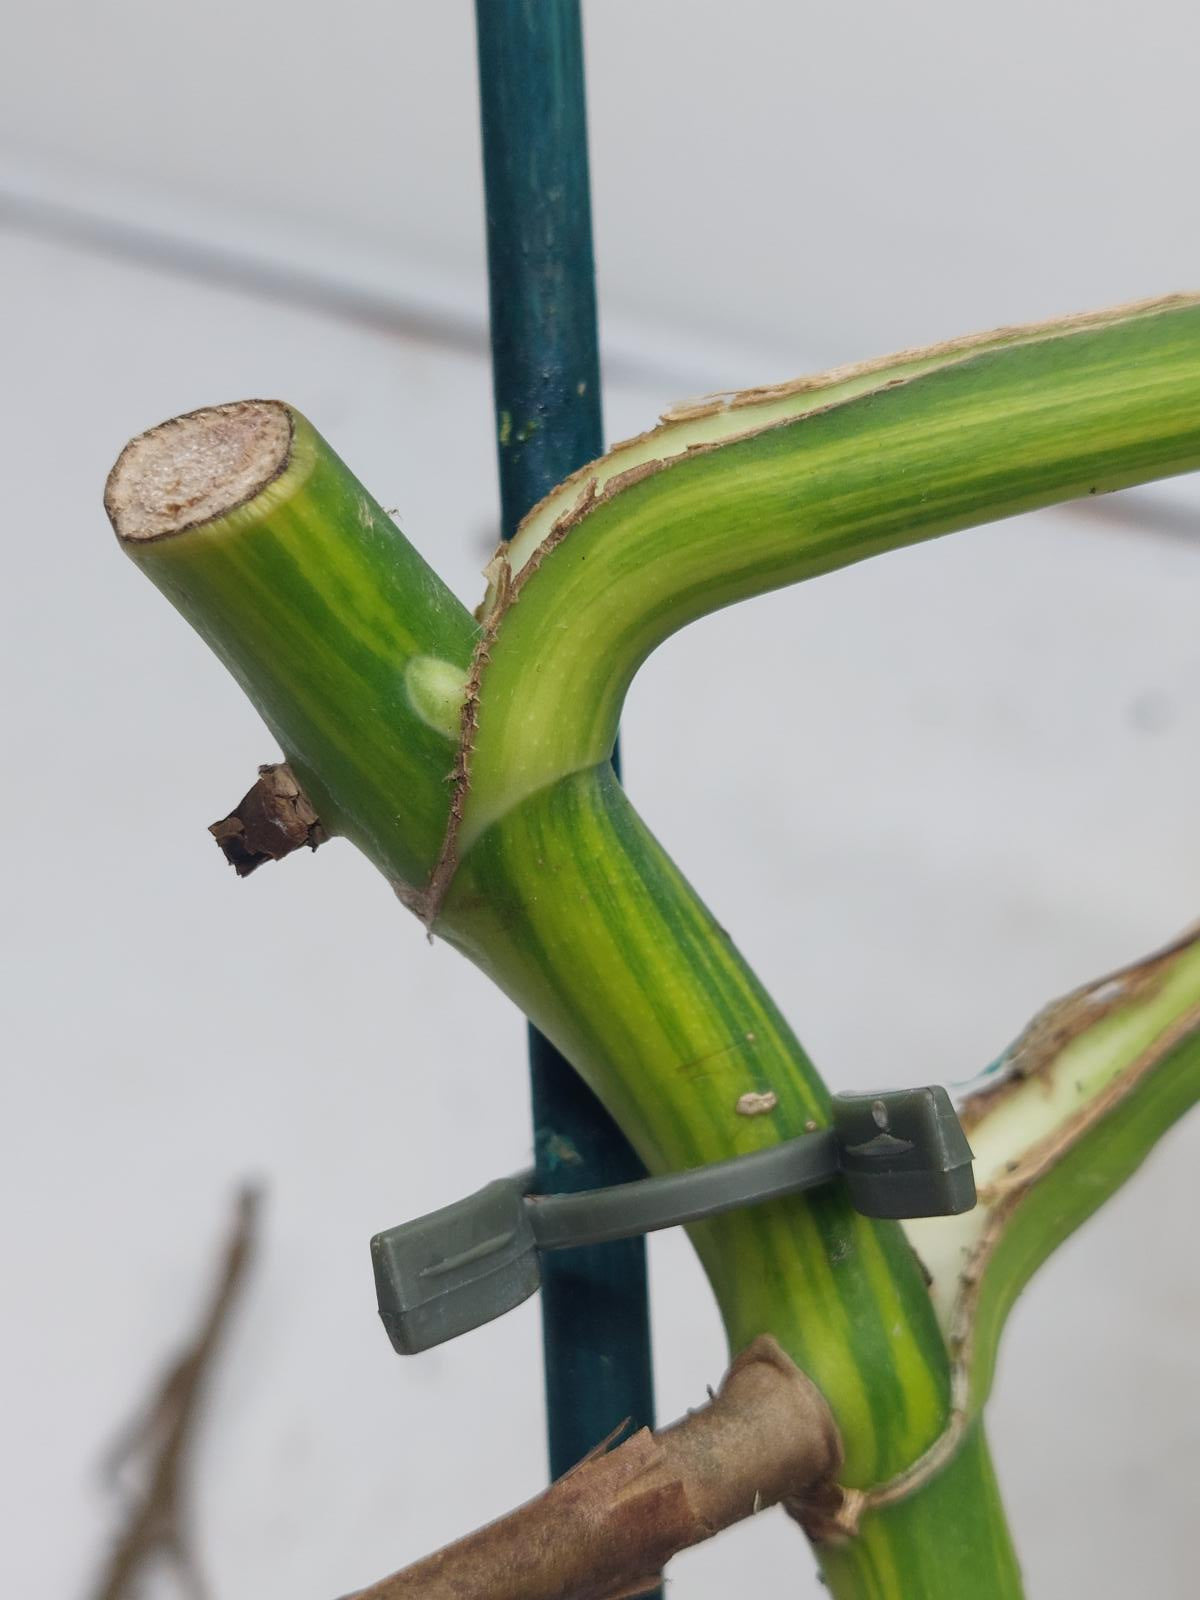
346 1334 845 1600
91 1186 260 1600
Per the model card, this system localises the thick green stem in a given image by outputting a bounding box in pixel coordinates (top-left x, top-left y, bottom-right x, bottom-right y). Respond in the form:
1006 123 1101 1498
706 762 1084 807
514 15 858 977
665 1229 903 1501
818 1423 1023 1598
105 301 1200 1595
444 766 950 1485
107 403 476 884
463 296 1200 843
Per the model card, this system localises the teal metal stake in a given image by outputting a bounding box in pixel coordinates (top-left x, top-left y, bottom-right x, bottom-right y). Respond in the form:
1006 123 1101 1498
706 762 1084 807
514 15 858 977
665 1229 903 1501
473 0 659 1517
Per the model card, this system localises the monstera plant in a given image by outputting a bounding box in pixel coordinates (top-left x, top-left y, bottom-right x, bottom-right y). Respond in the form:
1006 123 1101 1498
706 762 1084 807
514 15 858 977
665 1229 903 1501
103 293 1200 1598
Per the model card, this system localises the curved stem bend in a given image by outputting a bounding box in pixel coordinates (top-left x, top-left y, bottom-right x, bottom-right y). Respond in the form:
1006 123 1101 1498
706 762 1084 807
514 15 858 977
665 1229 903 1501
105 298 1200 1598
460 296 1200 849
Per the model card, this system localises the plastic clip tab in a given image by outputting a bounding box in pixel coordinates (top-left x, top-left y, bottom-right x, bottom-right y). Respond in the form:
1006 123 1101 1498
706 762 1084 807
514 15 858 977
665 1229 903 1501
833 1085 976 1220
371 1085 974 1355
371 1172 539 1355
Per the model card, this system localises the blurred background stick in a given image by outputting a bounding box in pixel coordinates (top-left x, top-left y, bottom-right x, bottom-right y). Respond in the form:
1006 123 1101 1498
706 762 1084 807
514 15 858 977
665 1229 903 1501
91 1186 260 1600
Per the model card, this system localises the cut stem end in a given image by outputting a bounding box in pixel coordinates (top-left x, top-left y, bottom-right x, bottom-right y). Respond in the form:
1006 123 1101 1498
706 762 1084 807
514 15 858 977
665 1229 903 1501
104 400 293 543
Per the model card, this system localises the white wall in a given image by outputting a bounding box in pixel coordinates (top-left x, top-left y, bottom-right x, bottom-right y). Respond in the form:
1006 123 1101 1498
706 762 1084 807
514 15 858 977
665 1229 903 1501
6 1 1200 384
2 4 1198 1597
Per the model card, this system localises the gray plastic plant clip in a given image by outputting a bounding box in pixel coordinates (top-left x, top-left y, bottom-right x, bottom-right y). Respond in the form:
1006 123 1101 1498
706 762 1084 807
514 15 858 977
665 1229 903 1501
371 1085 974 1355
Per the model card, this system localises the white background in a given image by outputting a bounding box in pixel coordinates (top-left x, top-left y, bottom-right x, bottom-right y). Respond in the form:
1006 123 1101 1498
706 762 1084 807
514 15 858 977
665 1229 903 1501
2 3 1198 1596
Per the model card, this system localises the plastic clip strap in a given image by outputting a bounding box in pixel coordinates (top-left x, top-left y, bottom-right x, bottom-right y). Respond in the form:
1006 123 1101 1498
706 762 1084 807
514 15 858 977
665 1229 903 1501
371 1085 974 1354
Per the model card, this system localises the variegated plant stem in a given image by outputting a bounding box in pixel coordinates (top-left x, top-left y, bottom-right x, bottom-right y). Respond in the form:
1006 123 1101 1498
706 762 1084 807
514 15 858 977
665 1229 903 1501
106 296 1200 1597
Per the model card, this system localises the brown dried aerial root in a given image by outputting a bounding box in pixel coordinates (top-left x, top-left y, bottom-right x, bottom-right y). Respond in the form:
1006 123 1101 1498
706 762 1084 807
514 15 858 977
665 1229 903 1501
210 762 327 876
346 1335 844 1600
91 1187 260 1600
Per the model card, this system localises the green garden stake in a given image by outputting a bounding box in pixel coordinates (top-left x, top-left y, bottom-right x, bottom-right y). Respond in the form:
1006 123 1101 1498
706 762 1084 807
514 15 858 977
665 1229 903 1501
473 0 657 1502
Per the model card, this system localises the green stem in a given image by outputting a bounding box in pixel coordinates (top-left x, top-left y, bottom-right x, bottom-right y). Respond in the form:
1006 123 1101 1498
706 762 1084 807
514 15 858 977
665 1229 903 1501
819 1423 1023 1598
105 299 1200 1595
463 296 1200 843
445 765 949 1485
908 931 1200 1416
109 404 476 885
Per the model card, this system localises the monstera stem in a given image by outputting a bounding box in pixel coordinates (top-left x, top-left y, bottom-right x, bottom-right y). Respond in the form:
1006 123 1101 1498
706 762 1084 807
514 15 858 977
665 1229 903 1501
104 297 1200 1595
